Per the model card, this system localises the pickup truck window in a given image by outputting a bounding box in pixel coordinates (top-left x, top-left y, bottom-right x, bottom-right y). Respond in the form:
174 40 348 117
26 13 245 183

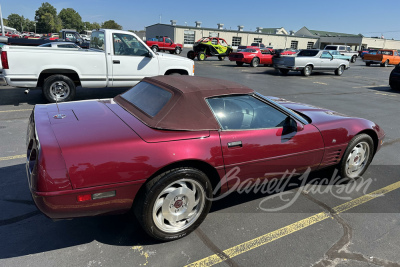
324 46 336 50
113 33 149 56
90 31 105 51
339 46 346 51
165 38 172 44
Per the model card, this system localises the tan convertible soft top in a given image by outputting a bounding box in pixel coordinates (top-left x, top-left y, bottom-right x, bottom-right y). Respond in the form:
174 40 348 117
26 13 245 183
114 75 254 130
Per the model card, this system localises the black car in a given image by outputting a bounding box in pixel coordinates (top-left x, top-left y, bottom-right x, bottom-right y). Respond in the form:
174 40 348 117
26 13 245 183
389 64 400 90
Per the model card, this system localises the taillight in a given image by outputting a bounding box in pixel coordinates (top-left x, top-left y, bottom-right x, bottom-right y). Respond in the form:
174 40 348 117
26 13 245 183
1 51 9 69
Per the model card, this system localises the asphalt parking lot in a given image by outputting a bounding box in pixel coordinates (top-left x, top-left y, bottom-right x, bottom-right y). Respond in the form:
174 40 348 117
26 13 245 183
1 50 400 267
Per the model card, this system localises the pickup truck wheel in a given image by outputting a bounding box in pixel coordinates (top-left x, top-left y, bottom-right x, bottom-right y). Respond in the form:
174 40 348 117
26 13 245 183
43 75 76 103
134 167 212 241
302 65 312 76
175 47 182 55
279 69 289 75
381 60 389 67
197 52 206 61
236 62 244 66
351 56 357 63
187 51 195 60
250 57 259 67
335 65 345 76
152 46 159 53
218 56 225 61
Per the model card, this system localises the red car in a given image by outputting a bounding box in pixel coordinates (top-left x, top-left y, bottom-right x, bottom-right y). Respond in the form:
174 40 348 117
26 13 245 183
229 48 274 67
145 36 183 54
27 76 385 241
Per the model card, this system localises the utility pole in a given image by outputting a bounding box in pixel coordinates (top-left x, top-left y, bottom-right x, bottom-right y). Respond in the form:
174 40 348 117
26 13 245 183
0 4 5 36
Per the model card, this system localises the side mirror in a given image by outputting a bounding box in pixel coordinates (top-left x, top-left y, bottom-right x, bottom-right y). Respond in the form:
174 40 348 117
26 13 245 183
282 117 303 135
147 51 153 58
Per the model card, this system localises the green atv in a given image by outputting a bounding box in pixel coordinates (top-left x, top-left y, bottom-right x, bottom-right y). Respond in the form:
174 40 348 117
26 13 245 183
187 37 233 61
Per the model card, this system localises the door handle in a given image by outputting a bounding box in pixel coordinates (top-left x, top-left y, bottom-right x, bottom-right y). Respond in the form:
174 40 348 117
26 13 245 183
113 60 120 64
228 141 242 148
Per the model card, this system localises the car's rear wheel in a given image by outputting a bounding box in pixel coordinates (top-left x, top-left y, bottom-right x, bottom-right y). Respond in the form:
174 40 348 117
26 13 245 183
335 65 345 76
279 69 289 75
175 47 182 54
250 57 259 67
218 56 225 61
236 61 244 66
302 65 312 76
381 60 389 67
152 46 159 53
339 134 374 180
197 52 206 61
187 50 195 60
351 56 357 63
42 74 76 103
135 168 212 241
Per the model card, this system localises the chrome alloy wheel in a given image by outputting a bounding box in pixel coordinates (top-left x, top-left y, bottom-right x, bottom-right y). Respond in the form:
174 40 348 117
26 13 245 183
345 141 370 178
304 66 312 76
50 81 70 101
152 179 205 233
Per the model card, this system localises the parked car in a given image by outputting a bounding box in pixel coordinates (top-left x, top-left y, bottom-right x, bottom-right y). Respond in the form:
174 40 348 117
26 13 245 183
187 37 233 61
145 36 183 54
237 43 266 52
26 75 385 241
360 49 378 59
38 42 81 49
328 50 352 61
363 49 400 67
389 63 400 90
273 49 350 76
0 29 194 102
80 34 91 42
229 48 274 67
324 45 358 63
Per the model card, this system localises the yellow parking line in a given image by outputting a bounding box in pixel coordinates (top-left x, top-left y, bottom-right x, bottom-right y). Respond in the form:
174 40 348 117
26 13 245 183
375 92 398 97
185 181 400 267
0 109 32 113
313 82 328 85
0 154 25 161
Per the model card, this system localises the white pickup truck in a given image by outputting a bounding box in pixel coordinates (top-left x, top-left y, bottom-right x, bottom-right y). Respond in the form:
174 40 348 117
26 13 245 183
0 29 194 102
323 45 358 63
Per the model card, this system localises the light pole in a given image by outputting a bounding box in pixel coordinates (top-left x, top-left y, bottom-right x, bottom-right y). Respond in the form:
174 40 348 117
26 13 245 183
34 21 37 34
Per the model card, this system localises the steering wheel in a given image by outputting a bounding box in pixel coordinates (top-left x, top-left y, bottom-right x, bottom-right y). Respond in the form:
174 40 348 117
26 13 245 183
118 44 127 55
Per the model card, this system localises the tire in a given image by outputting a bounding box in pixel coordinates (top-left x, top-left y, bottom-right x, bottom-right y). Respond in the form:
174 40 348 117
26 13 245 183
338 134 374 180
42 74 76 103
175 47 182 55
187 50 195 60
389 81 400 91
302 65 312 76
250 57 260 67
134 168 212 241
351 56 357 63
366 62 371 66
279 68 289 75
197 52 206 61
236 61 244 66
152 46 159 53
381 60 389 67
335 65 345 76
218 56 225 61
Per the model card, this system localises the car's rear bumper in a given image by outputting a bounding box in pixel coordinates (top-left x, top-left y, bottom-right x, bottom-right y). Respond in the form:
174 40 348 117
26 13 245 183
30 181 144 219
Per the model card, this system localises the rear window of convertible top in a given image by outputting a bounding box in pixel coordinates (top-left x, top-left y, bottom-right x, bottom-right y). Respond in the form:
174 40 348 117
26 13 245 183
121 82 172 117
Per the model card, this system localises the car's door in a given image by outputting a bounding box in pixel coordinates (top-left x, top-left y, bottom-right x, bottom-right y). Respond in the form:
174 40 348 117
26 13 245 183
260 49 273 64
111 33 159 87
393 51 400 64
320 51 338 70
207 95 324 187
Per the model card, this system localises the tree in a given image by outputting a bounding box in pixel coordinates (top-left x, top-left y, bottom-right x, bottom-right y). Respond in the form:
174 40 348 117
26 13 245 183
92 22 101 30
7 14 23 31
35 2 58 33
59 8 83 32
101 20 122 30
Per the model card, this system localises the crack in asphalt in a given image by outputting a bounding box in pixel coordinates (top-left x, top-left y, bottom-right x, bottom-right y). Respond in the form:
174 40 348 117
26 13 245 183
300 190 400 267
194 227 241 267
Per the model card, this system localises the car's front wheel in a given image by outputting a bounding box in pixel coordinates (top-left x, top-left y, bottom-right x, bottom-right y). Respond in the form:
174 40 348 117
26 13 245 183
335 65 345 76
175 47 182 54
339 134 374 180
135 168 212 241
351 56 357 63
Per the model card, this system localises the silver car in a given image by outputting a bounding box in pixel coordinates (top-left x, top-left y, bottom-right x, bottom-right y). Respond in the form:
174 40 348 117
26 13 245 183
273 49 350 76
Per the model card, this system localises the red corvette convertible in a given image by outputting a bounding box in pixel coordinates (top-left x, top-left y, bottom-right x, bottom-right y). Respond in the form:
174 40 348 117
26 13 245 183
229 48 274 67
26 76 385 240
